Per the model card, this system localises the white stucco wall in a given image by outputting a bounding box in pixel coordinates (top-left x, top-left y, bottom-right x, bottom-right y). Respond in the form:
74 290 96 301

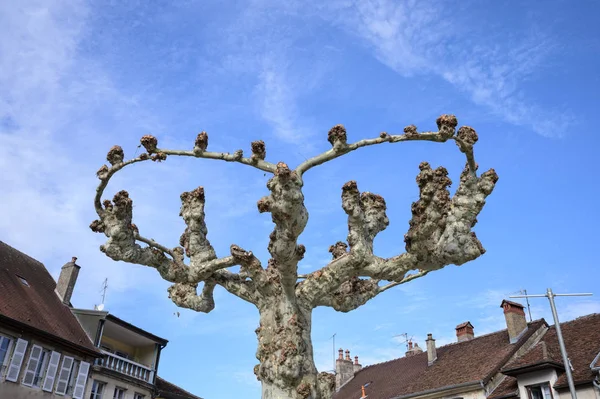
84 370 153 399
516 369 559 399
557 386 600 399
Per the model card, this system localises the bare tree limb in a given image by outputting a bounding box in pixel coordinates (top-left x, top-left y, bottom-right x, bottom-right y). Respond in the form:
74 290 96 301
296 115 460 176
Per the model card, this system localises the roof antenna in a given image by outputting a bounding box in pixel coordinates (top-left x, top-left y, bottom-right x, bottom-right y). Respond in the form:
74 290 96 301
511 288 593 399
330 333 336 374
94 278 108 311
393 332 413 351
519 289 533 322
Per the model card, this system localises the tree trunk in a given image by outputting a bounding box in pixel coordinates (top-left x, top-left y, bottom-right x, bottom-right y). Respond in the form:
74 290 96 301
255 295 334 399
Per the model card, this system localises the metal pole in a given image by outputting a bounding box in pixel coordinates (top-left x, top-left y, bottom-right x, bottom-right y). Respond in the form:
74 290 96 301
510 290 593 399
546 288 577 399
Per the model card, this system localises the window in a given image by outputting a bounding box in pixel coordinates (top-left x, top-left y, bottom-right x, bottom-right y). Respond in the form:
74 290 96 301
33 348 51 387
113 387 126 399
22 344 50 387
67 359 80 395
527 383 553 399
90 380 106 399
0 335 13 374
16 275 29 287
134 393 145 399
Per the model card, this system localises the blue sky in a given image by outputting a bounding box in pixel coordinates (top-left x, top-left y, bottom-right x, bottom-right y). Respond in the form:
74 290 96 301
1 1 599 398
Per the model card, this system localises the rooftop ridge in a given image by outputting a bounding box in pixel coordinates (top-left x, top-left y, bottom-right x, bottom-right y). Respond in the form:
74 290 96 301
356 319 547 372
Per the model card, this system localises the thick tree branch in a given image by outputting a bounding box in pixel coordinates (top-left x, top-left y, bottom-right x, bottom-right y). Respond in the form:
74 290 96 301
297 116 497 310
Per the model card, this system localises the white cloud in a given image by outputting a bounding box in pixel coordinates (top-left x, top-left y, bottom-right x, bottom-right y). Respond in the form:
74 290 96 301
320 0 572 136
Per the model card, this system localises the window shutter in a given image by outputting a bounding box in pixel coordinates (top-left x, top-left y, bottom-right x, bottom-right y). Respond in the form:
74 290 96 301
5 338 28 382
72 361 90 399
55 356 74 395
42 351 61 392
22 344 42 386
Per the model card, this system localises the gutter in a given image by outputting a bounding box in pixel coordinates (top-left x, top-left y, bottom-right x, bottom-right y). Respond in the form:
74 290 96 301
0 314 102 358
391 381 482 399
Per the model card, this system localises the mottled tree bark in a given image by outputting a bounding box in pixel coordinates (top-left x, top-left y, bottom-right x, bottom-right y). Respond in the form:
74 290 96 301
92 116 497 399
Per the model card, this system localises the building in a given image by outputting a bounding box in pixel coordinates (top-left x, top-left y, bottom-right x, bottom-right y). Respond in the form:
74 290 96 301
0 241 103 399
70 308 168 399
334 300 600 399
0 240 202 399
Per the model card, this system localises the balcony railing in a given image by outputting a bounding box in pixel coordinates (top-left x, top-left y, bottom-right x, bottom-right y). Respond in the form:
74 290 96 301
96 350 155 383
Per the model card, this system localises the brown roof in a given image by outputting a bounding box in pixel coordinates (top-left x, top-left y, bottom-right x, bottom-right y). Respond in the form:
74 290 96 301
500 313 600 390
156 376 203 399
0 241 100 356
488 377 519 399
334 320 546 399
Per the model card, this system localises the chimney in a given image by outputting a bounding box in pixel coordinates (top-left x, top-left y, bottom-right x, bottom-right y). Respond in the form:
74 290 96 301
501 300 528 343
56 257 80 305
406 341 424 357
353 356 362 374
456 322 475 342
335 349 355 390
426 334 437 365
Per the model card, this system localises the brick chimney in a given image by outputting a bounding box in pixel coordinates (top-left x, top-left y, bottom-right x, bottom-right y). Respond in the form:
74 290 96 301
335 349 355 390
426 334 437 365
353 356 362 374
56 257 80 305
501 299 528 343
456 322 475 342
405 340 424 357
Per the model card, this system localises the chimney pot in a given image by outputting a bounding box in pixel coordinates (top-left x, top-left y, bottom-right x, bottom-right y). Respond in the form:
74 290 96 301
456 321 475 342
336 348 359 389
71 257 77 263
501 300 528 343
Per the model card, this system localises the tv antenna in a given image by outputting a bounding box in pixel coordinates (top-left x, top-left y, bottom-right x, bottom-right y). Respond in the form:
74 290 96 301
94 278 108 311
511 288 592 399
393 333 413 350
518 288 533 322
330 333 336 374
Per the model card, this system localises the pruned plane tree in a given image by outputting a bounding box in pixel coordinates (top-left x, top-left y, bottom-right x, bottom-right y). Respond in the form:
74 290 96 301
91 115 498 399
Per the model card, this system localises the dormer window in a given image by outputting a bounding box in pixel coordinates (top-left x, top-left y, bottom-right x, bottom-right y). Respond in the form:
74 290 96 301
527 383 553 399
16 275 29 287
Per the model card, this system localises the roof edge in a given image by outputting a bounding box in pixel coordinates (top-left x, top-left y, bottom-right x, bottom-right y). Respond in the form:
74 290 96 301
391 380 483 399
106 314 168 345
502 360 565 376
0 314 102 358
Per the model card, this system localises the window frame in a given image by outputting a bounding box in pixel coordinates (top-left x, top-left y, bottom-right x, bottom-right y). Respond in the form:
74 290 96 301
0 334 14 376
526 382 554 399
90 379 106 399
22 344 45 387
113 386 126 399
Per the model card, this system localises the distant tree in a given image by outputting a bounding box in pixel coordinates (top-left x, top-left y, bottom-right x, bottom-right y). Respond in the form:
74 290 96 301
91 115 497 399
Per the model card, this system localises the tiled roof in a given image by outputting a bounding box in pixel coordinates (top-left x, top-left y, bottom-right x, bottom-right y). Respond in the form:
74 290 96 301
334 320 546 399
502 340 563 374
488 377 519 399
0 241 100 355
500 313 600 390
156 376 203 399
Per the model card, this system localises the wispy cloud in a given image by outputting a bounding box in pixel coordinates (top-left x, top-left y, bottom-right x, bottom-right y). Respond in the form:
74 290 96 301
322 0 572 136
